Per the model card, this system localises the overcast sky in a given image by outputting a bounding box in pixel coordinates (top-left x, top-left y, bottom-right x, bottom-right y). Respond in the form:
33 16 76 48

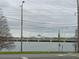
0 0 77 37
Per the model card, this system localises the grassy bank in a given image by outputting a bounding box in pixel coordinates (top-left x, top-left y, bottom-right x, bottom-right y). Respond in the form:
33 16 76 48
0 51 75 54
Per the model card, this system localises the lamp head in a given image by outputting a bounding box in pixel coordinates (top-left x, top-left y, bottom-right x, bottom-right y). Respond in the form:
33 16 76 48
22 1 25 3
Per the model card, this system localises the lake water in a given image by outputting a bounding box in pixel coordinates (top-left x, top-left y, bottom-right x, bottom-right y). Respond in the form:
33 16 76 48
0 42 77 52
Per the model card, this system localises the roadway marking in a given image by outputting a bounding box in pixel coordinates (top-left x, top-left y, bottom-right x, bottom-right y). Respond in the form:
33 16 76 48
71 54 79 57
20 57 28 59
58 54 65 56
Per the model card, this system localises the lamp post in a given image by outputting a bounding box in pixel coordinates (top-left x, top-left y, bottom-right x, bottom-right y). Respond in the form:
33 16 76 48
21 1 25 52
77 0 79 52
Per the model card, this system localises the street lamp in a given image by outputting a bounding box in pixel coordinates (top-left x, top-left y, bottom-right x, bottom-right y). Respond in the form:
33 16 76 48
21 1 25 52
77 0 79 52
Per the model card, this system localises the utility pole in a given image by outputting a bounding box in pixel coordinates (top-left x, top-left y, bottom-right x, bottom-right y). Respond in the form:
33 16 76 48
77 0 79 52
58 29 61 52
21 1 25 52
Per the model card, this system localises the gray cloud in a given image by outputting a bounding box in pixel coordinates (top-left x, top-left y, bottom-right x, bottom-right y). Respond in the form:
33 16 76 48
0 0 77 37
0 0 10 8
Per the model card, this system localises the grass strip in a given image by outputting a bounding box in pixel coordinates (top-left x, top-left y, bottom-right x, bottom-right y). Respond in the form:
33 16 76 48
0 51 75 54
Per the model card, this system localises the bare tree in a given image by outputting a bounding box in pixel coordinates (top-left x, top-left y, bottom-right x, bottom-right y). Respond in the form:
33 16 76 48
0 8 14 50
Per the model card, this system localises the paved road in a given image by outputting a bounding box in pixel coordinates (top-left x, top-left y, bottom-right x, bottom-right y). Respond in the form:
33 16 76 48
29 56 79 59
0 54 79 59
0 56 79 59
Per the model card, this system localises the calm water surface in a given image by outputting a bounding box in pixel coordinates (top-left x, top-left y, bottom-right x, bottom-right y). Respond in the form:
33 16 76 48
0 42 77 52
